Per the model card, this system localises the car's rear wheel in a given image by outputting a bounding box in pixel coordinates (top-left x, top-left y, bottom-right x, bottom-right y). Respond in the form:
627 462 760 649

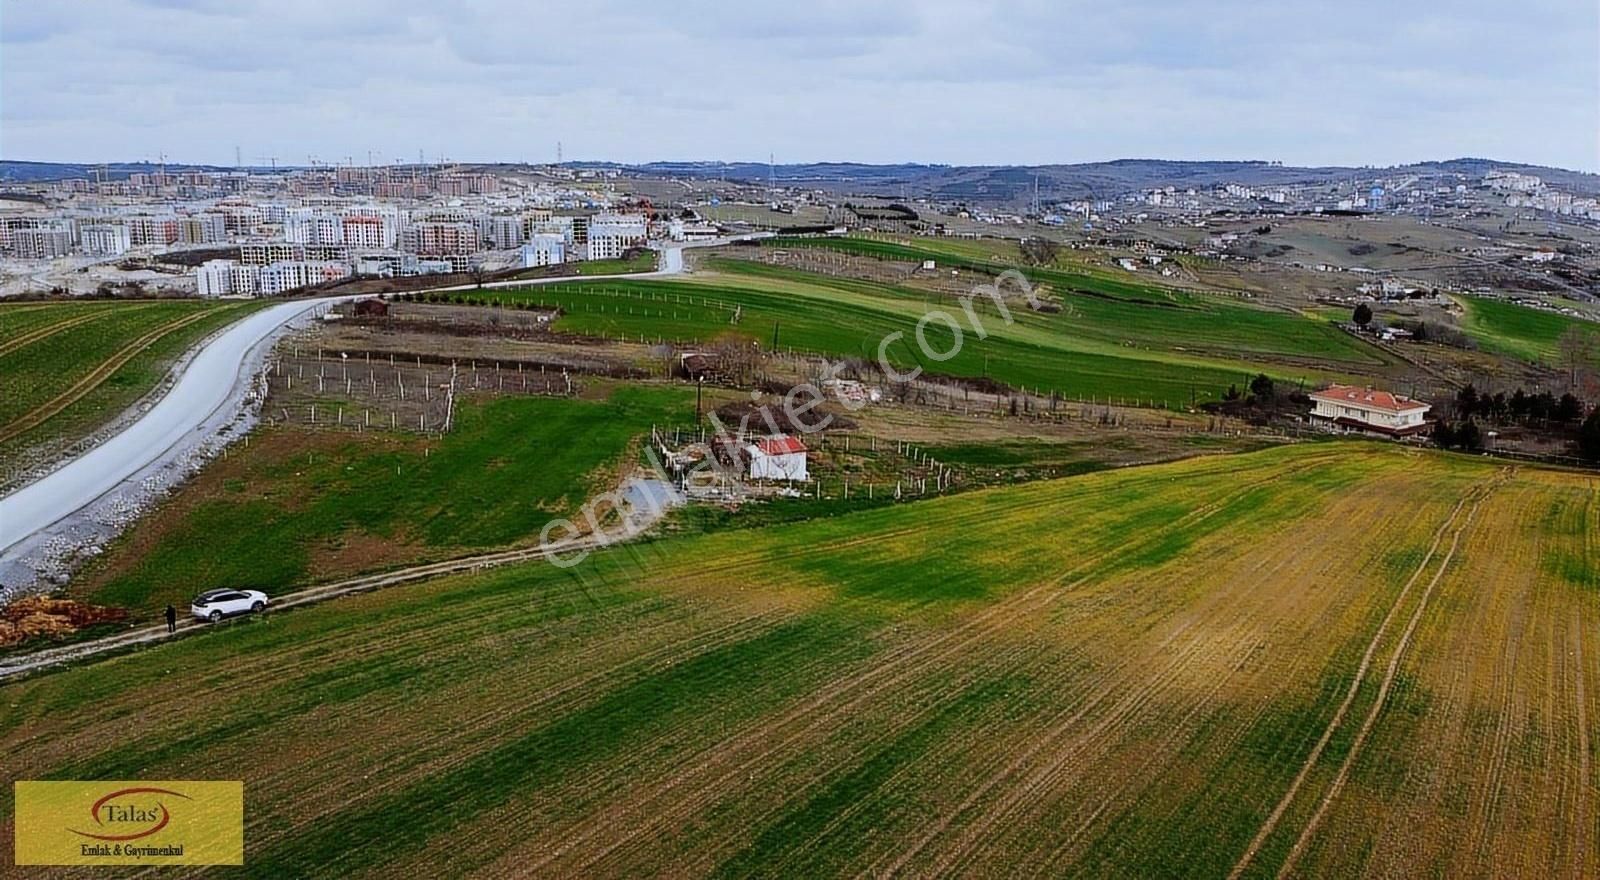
251 601 264 613
208 610 222 622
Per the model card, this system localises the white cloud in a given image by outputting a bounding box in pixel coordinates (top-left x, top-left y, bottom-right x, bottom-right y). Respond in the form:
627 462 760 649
1 0 1595 170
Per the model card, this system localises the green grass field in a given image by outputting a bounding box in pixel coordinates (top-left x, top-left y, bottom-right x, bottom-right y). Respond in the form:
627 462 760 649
5 443 1594 877
494 255 1395 407
1453 293 1600 363
0 299 269 466
73 385 693 616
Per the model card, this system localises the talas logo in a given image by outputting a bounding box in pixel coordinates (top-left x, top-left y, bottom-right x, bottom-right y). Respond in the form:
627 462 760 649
14 780 243 866
69 786 193 842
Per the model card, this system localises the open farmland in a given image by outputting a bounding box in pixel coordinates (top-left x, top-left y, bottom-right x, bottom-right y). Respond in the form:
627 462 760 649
70 384 693 618
2 443 1593 877
1453 294 1600 364
0 299 267 479
490 249 1402 407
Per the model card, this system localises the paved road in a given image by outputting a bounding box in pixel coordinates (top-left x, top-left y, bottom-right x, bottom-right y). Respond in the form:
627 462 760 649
0 244 704 562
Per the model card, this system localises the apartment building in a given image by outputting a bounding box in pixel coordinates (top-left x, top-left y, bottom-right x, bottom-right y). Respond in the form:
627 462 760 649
80 223 132 256
127 215 180 246
11 222 74 259
179 213 227 244
196 259 236 297
520 233 566 267
487 215 525 250
240 241 305 265
404 221 478 255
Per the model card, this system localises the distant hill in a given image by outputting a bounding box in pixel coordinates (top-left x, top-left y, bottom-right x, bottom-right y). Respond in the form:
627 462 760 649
5 156 1595 202
0 160 243 183
613 158 1600 202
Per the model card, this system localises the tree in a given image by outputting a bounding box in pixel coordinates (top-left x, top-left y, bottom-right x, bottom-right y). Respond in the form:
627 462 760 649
1557 326 1600 391
1019 237 1060 267
1432 420 1456 449
1455 384 1480 418
1454 419 1483 451
1579 408 1600 462
1248 373 1275 402
1352 303 1373 329
1223 384 1242 402
1555 393 1584 424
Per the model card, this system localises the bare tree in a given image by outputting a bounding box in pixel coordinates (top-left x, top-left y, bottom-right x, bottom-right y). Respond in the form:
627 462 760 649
708 331 762 386
1019 237 1060 267
1556 326 1600 393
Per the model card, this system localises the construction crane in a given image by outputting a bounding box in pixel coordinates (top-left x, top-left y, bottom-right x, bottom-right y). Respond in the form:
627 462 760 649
255 156 279 170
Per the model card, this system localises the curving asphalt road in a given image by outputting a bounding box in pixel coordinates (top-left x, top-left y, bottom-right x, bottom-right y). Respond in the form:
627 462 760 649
0 244 710 565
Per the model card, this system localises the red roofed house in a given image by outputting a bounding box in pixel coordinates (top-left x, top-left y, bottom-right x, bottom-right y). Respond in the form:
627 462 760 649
745 434 809 482
1309 385 1431 437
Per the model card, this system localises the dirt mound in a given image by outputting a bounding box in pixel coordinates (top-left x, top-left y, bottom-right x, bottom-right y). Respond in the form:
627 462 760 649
0 596 129 647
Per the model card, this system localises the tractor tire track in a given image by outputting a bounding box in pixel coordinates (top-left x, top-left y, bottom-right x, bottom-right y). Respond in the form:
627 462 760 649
528 457 1327 877
1224 479 1489 880
0 307 222 444
1271 471 1504 879
865 456 1339 879
0 308 126 359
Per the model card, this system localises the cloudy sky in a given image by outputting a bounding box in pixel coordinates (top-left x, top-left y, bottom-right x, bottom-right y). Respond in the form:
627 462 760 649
3 0 1596 171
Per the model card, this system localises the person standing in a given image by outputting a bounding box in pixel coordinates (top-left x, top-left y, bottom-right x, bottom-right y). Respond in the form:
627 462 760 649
165 604 177 634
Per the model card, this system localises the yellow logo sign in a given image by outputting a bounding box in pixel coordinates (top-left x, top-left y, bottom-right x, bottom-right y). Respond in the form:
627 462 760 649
14 781 243 866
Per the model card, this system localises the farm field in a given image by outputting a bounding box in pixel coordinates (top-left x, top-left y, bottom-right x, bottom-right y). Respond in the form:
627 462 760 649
1453 293 1600 364
492 254 1400 407
0 298 268 475
3 442 1593 877
70 384 693 618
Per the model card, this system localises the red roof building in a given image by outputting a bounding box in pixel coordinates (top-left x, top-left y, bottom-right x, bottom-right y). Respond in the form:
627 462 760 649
745 434 809 481
1309 385 1431 437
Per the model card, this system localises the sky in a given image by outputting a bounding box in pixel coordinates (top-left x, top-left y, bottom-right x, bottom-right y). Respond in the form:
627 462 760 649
2 0 1597 172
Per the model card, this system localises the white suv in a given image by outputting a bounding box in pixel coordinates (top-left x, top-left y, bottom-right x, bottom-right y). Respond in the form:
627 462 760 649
190 589 270 622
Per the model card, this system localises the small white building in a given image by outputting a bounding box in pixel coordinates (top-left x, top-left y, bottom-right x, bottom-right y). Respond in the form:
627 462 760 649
1309 385 1430 437
745 435 808 482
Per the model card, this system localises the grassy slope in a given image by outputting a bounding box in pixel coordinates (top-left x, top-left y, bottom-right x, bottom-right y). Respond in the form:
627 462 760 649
0 299 268 460
73 385 692 616
1453 293 1599 363
5 444 1593 877
495 254 1392 406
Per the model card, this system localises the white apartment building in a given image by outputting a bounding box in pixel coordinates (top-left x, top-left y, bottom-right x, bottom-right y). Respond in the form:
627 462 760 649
10 221 74 259
81 223 132 256
520 234 566 267
230 262 261 296
487 215 525 250
179 213 227 244
342 215 387 249
196 259 235 297
256 260 351 295
589 213 647 243
585 213 647 260
586 234 629 261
